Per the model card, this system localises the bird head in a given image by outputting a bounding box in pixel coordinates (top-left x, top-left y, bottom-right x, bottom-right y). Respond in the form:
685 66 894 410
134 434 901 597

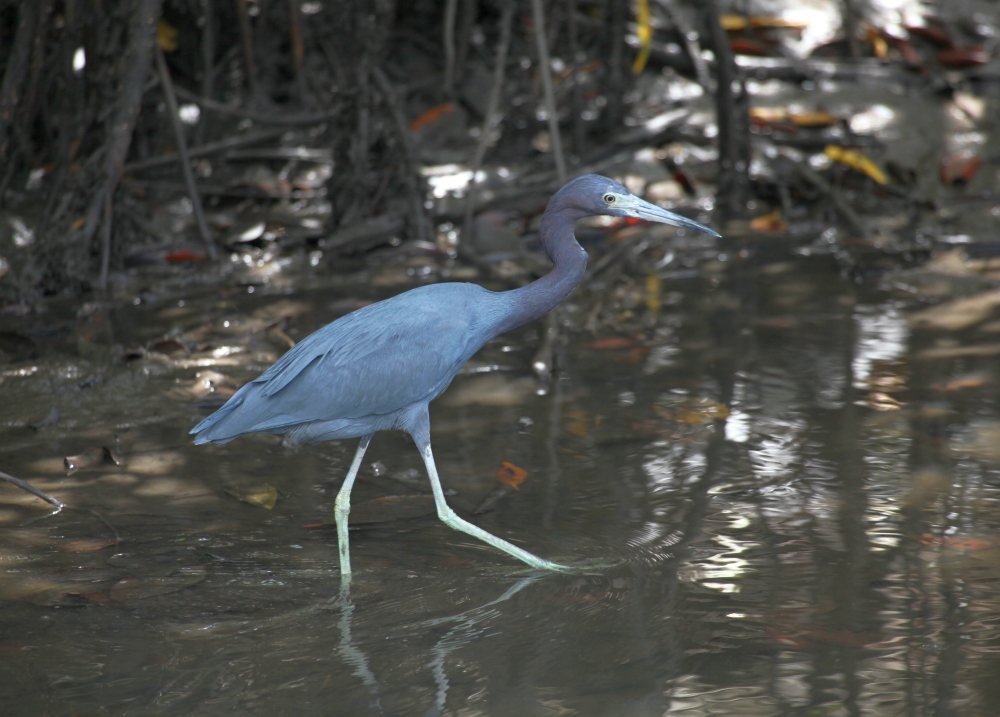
553 174 721 237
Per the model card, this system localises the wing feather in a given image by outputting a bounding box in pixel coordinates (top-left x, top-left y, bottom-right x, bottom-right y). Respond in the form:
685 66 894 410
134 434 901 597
191 284 489 443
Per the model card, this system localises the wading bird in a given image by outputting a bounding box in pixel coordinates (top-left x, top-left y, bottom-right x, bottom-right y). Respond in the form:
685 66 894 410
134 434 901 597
191 174 719 580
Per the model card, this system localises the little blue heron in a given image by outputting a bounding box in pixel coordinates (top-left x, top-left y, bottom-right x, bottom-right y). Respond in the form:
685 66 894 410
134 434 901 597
191 174 720 579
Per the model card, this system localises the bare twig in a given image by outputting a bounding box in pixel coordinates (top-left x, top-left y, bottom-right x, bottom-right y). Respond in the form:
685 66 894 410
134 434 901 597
237 0 258 97
0 0 42 158
288 0 308 103
173 85 344 125
123 129 282 172
843 0 861 61
462 0 515 244
654 0 712 90
443 0 459 92
531 0 567 184
81 0 161 263
197 0 216 146
99 190 111 293
155 46 217 259
567 0 585 155
702 0 751 219
372 67 428 243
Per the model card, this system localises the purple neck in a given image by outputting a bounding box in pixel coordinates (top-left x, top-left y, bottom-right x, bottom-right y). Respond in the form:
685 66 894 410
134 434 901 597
495 205 588 336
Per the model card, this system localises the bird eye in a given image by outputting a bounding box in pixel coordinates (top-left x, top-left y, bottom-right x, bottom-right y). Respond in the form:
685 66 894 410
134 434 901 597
604 193 616 204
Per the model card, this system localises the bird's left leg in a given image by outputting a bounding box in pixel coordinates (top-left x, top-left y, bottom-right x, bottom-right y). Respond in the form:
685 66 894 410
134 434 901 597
335 434 373 585
413 434 568 571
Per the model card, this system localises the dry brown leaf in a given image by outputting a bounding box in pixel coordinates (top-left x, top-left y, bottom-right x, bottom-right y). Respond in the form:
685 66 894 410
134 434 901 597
496 462 528 490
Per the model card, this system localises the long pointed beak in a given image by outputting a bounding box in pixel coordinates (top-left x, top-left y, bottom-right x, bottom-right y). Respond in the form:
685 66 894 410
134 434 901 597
621 195 721 237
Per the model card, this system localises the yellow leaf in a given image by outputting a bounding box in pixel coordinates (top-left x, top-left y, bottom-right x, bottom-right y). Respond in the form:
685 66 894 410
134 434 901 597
789 111 838 127
750 211 788 233
225 483 277 510
720 15 747 31
750 107 787 122
158 19 179 52
824 145 888 185
632 0 652 74
645 271 661 318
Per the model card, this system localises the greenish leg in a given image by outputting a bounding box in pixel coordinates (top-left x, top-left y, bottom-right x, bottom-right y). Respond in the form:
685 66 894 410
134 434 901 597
417 441 570 572
335 434 373 585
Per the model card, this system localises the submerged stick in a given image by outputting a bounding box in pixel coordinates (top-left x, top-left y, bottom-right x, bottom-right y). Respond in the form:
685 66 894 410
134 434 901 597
461 0 515 244
0 468 120 546
0 469 64 509
155 46 217 259
530 0 567 184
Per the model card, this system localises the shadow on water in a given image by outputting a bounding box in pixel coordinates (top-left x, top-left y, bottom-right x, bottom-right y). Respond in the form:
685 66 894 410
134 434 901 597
3 225 1000 715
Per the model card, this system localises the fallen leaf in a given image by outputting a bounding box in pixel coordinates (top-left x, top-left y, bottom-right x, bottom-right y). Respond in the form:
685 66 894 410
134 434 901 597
57 539 115 553
918 343 1000 360
71 217 85 230
905 23 952 47
157 19 179 52
728 37 773 57
224 483 277 510
789 111 839 128
110 566 206 603
721 15 805 31
64 446 122 474
565 408 590 437
496 462 527 490
931 371 992 391
750 211 788 233
867 28 889 59
940 154 982 185
909 290 1000 331
937 46 988 68
409 103 456 133
583 336 640 350
613 346 650 363
645 271 661 318
631 0 652 74
164 251 209 263
824 145 888 185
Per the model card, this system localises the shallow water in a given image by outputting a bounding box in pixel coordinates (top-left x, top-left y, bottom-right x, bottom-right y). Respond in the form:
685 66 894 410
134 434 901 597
2 233 1000 717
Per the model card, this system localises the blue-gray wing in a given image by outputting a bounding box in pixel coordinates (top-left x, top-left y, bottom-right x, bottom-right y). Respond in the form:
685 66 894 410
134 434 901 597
191 285 485 444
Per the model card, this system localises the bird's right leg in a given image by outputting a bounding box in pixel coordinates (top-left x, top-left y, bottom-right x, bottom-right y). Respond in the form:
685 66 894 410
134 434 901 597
335 434 373 585
415 437 570 572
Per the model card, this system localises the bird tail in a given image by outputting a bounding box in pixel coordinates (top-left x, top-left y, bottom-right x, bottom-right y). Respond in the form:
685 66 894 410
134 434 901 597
190 395 247 444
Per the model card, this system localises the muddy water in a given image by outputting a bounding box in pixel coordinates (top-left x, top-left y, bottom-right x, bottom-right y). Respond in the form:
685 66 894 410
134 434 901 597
1 236 1000 717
